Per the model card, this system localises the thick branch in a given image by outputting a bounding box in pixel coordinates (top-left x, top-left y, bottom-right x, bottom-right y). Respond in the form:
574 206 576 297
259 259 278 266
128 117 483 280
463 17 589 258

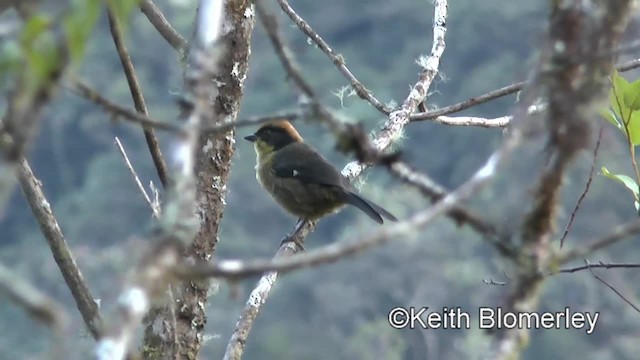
16 158 102 338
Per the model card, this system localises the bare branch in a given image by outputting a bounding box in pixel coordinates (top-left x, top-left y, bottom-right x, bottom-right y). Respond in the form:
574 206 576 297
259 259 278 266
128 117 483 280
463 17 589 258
411 82 524 121
16 158 102 339
387 161 505 243
410 57 640 122
107 8 169 187
431 115 510 128
553 261 640 275
140 0 188 51
68 79 184 134
69 78 302 136
0 260 68 330
584 259 640 314
560 126 603 248
275 0 391 115
558 219 640 265
256 2 316 98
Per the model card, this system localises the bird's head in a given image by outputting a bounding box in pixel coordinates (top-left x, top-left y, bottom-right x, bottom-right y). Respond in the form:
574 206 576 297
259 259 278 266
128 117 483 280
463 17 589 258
244 120 303 156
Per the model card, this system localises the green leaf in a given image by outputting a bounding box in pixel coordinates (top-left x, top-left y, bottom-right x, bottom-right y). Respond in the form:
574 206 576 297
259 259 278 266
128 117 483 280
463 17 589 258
20 15 52 47
601 166 639 200
610 72 632 124
629 111 640 145
63 0 101 61
600 108 623 132
623 78 640 110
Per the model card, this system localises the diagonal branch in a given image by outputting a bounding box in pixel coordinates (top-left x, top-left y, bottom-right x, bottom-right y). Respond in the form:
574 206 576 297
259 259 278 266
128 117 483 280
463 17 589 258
275 0 391 115
559 125 603 248
139 0 188 51
557 219 640 265
107 8 169 187
584 259 640 313
0 260 69 331
16 158 102 339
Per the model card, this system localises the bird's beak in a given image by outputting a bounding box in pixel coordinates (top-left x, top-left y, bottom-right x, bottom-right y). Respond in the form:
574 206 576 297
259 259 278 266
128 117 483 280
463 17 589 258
244 134 258 142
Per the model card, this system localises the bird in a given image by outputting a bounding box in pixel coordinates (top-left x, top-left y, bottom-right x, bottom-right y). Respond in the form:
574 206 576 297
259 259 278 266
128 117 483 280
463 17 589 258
244 120 397 243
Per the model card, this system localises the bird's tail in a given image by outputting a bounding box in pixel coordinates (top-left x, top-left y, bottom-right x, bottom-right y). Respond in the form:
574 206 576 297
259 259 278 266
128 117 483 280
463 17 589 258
344 191 398 224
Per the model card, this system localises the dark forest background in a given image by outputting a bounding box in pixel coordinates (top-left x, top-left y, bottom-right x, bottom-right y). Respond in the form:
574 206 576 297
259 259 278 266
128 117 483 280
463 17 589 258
1 0 640 359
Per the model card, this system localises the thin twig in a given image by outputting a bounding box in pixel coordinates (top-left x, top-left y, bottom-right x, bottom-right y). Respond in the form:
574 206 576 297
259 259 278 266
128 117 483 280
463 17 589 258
114 137 160 218
584 259 640 313
560 125 603 248
275 0 392 115
139 0 188 51
409 56 640 122
553 261 640 274
387 161 507 248
256 2 316 97
107 8 169 187
558 219 640 264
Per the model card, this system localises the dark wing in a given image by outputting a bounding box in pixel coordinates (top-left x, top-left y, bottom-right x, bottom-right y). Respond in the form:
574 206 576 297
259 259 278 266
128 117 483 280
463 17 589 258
272 142 346 187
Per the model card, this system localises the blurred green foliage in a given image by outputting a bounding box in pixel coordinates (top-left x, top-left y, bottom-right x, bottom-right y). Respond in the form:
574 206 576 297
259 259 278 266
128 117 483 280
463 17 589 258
1 0 640 359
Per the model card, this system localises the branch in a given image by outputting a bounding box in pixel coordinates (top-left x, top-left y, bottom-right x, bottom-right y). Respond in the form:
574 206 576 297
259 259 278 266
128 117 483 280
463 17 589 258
558 219 640 265
584 259 640 314
69 77 301 136
389 161 510 245
275 0 391 115
139 0 188 51
410 82 524 121
256 2 316 98
431 115 510 128
255 1 364 149
107 8 169 187
559 125 603 248
553 262 640 274
67 78 184 133
139 0 256 358
409 56 640 122
0 260 69 358
224 1 449 358
0 260 68 330
95 0 230 357
16 158 102 339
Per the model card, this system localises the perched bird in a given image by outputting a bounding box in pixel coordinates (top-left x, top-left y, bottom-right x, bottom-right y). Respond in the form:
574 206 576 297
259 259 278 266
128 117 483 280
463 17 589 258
244 120 397 239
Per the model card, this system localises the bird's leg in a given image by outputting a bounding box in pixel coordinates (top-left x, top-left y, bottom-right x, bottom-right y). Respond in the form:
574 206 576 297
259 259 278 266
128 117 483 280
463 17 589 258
281 218 306 251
